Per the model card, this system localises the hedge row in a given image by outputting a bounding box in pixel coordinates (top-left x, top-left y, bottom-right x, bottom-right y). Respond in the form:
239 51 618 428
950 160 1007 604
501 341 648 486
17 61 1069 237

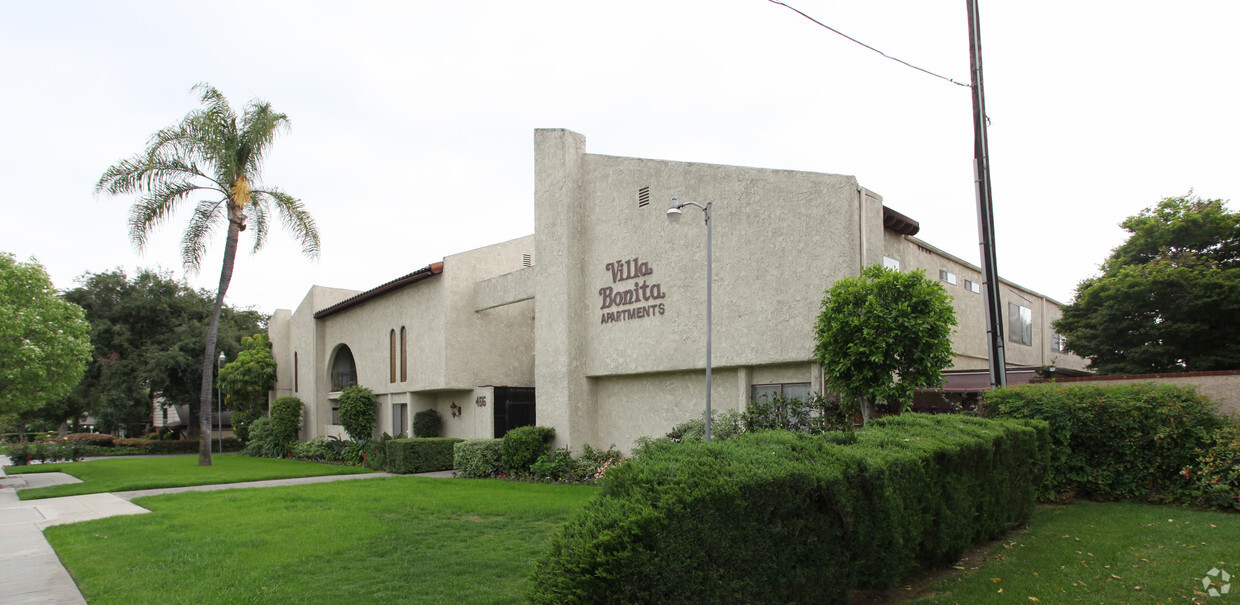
7 437 243 465
383 438 463 474
985 382 1224 501
529 414 1047 604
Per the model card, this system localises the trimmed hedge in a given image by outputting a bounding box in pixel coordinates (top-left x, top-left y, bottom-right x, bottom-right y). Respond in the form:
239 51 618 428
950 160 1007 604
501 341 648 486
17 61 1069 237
528 414 1047 604
454 439 504 478
384 438 464 474
501 425 555 475
985 382 1224 501
269 397 304 442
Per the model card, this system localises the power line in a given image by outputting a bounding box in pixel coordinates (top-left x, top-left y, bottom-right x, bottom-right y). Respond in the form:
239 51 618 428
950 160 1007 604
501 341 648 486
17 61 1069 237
768 0 971 89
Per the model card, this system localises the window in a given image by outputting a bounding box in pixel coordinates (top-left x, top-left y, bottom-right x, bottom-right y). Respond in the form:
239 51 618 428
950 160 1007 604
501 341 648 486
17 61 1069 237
389 329 396 383
294 352 299 392
330 346 357 390
400 327 407 382
1050 329 1066 353
1008 302 1033 346
939 269 957 285
963 279 981 294
882 256 901 271
751 382 812 402
392 404 407 437
331 407 340 425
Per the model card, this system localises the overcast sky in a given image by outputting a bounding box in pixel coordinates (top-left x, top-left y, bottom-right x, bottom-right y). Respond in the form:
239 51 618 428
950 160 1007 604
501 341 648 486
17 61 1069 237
3 1 1237 316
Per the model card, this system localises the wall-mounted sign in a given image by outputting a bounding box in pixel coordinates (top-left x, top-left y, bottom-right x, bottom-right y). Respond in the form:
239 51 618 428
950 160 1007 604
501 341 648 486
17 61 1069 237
599 257 666 324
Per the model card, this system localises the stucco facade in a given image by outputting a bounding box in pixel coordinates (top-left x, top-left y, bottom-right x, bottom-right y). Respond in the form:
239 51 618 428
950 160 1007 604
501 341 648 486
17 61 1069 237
268 129 1086 452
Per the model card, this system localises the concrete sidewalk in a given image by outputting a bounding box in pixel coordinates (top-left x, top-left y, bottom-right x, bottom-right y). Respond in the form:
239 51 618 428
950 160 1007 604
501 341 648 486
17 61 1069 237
0 455 429 604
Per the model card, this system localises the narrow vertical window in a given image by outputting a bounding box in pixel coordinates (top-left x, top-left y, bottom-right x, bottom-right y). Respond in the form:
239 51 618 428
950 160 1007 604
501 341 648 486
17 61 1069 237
400 326 407 382
389 329 396 383
294 352 299 393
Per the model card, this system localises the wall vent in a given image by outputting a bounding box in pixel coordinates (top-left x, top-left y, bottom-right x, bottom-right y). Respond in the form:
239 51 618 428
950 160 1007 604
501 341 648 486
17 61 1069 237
522 253 532 267
638 186 651 208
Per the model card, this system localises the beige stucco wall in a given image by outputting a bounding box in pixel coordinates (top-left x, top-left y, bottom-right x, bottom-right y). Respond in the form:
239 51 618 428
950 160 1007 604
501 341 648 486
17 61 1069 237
270 237 535 441
884 234 1088 373
534 128 874 452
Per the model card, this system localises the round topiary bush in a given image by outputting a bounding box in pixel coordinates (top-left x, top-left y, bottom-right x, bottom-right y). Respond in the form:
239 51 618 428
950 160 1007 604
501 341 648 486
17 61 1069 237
413 408 442 438
337 385 376 442
269 396 304 442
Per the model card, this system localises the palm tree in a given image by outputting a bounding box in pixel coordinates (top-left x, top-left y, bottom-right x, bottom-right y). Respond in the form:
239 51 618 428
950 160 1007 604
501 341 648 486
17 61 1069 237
97 83 319 466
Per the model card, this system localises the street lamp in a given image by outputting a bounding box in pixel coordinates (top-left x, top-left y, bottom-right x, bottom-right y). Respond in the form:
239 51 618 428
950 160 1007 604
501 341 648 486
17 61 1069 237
668 196 714 442
217 351 225 454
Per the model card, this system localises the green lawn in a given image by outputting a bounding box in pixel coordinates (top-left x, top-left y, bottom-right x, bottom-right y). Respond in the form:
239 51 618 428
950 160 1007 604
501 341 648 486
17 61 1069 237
911 502 1240 603
45 477 597 604
12 454 372 500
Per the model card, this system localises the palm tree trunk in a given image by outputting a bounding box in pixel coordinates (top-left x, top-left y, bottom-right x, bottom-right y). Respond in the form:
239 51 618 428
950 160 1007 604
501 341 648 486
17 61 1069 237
198 211 243 466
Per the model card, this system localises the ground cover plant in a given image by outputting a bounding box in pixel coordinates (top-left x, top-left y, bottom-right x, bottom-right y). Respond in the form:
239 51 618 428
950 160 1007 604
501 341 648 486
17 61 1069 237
44 477 596 604
12 454 370 500
910 501 1240 603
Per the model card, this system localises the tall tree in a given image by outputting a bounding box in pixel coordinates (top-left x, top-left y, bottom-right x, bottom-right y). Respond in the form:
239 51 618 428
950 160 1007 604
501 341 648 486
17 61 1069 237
0 253 92 430
97 84 318 465
813 265 957 424
1055 195 1240 374
218 333 277 442
56 269 264 436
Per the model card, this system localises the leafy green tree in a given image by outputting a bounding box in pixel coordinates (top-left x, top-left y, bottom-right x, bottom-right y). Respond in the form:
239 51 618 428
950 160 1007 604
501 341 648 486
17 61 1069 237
0 253 92 432
57 268 264 436
1055 195 1240 374
97 84 319 465
218 333 277 441
813 265 957 424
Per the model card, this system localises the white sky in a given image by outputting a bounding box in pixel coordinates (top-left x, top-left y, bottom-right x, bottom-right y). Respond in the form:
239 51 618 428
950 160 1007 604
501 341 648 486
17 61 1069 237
3 1 1237 316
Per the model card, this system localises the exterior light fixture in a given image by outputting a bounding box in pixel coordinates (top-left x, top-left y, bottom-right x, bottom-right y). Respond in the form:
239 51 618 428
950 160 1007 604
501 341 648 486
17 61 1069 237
667 195 714 442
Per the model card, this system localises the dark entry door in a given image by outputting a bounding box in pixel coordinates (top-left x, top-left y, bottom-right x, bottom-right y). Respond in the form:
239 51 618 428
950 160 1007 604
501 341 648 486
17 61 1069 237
493 387 536 438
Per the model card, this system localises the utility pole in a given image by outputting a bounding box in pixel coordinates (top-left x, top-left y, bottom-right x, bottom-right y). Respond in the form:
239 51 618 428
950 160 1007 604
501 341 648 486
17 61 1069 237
967 0 1007 388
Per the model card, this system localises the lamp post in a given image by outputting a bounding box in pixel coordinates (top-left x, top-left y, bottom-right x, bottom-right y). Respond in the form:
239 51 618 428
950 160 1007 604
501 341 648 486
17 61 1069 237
217 351 225 454
667 196 714 442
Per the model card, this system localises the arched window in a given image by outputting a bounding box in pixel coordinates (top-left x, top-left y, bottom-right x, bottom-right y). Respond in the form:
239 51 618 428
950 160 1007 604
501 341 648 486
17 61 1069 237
400 326 407 382
389 329 396 383
330 345 358 391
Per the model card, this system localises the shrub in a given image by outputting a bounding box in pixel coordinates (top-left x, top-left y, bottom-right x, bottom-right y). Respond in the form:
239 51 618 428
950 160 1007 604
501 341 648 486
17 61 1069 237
231 410 256 444
6 440 83 465
529 447 589 482
412 408 442 438
337 386 376 441
385 438 463 474
341 440 367 466
64 433 115 447
291 436 342 462
664 409 745 443
985 382 1223 501
579 443 626 481
528 414 1045 603
1181 423 1240 511
454 439 504 478
242 417 290 458
269 397 304 442
501 425 555 476
744 392 849 434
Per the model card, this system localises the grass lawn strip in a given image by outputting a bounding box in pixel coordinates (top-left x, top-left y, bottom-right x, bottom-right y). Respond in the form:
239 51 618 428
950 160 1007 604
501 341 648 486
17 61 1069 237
13 454 372 500
911 501 1239 603
44 477 597 605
